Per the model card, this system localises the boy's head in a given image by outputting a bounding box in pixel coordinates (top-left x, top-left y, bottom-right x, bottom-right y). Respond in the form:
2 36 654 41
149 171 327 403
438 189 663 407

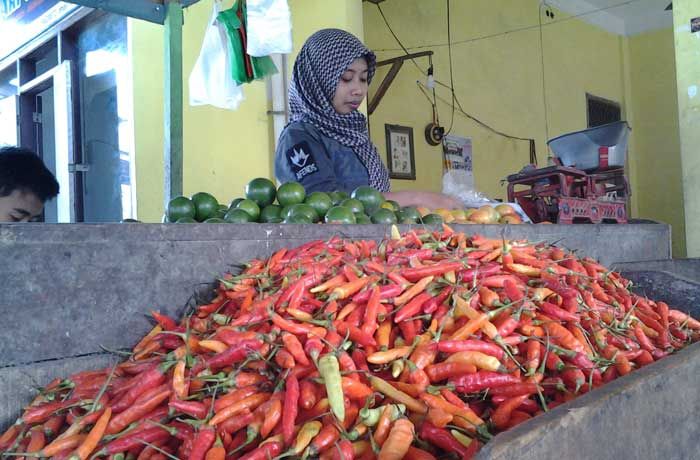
0 147 60 222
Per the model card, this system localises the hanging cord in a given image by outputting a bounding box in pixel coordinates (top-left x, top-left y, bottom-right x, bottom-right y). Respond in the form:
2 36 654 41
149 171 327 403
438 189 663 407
380 2 537 162
445 0 456 135
539 1 551 142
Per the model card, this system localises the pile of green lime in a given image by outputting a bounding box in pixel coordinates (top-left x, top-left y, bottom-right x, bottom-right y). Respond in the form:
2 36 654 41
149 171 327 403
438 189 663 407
165 179 444 226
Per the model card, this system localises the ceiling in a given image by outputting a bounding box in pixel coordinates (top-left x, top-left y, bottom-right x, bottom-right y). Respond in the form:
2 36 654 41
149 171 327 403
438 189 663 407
548 0 673 36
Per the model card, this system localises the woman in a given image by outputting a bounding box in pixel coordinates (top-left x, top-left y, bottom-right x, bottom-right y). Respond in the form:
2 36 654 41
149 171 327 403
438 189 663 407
274 28 462 210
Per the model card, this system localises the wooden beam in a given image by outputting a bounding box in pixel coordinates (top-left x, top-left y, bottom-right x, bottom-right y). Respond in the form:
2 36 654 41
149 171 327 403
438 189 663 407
368 51 433 115
375 50 433 68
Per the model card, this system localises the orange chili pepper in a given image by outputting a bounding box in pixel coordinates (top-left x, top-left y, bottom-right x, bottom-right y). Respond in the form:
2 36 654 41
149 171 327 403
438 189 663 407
71 407 112 460
208 393 270 426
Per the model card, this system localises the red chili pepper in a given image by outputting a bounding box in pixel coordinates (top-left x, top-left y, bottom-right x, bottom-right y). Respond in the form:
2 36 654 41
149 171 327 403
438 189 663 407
151 311 178 331
634 325 656 352
189 426 216 460
195 339 263 374
394 292 433 323
97 427 171 456
449 371 521 393
400 261 464 282
398 319 418 344
419 422 471 458
168 400 207 419
492 394 531 430
299 379 318 411
422 286 452 314
425 362 477 382
283 375 300 445
336 322 377 348
437 340 504 360
560 368 587 393
488 382 540 397
352 283 403 304
218 410 255 435
282 332 310 367
332 439 356 460
539 301 579 322
21 397 79 425
106 385 172 434
238 441 283 460
360 285 382 338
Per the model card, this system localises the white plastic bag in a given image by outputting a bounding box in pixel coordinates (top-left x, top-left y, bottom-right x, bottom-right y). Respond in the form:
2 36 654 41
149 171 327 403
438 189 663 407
189 1 244 110
246 0 292 57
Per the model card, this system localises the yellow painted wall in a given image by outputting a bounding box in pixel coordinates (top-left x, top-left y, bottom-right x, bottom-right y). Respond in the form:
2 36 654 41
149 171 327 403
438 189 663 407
363 0 627 198
131 0 364 222
627 28 685 257
672 0 700 257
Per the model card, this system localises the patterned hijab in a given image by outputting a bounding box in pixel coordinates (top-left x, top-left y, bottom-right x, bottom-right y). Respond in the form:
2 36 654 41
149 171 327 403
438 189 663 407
289 28 391 192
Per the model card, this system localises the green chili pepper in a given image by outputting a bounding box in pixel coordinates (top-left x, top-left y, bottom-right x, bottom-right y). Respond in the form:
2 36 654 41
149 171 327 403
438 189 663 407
318 354 344 422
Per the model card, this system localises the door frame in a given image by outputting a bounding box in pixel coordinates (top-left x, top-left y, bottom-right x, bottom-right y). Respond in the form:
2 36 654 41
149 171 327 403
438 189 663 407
18 61 76 222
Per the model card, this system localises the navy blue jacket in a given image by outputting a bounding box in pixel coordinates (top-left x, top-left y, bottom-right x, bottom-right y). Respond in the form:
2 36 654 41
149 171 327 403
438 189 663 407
274 121 369 193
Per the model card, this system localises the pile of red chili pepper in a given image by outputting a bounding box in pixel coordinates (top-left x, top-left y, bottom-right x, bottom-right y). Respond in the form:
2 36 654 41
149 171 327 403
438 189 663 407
3 225 700 460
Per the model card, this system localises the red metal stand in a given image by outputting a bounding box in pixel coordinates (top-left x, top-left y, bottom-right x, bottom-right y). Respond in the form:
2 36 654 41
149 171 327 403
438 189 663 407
506 165 628 224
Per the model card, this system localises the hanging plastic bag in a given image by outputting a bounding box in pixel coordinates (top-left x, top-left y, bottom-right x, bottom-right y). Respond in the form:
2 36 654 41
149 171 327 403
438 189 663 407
189 1 244 110
218 0 277 85
246 0 292 56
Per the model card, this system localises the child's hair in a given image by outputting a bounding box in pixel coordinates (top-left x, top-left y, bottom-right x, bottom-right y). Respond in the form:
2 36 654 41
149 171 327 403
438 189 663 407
0 146 60 202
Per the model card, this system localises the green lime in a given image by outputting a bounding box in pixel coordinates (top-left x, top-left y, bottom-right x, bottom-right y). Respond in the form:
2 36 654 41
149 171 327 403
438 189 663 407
287 203 320 223
167 196 196 222
204 217 226 223
381 200 401 212
224 208 253 223
175 217 197 223
421 213 444 225
371 208 398 224
340 198 364 214
191 192 219 222
325 206 357 224
283 214 313 224
305 191 333 218
280 204 294 220
329 190 350 206
259 204 283 223
398 206 421 223
235 199 261 222
267 217 284 224
230 197 245 209
351 186 385 214
277 182 306 207
245 177 277 207
354 213 372 224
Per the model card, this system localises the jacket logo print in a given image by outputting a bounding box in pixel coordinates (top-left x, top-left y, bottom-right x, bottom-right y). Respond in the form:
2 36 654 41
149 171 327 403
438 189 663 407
290 148 309 168
286 141 318 181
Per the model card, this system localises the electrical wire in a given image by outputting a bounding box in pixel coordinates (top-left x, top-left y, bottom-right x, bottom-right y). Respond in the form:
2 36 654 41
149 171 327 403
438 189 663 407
539 2 551 141
417 80 533 142
377 2 533 148
373 0 643 52
445 0 456 135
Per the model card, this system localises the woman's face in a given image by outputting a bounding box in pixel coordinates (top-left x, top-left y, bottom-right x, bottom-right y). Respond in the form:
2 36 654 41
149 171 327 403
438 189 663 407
332 57 369 114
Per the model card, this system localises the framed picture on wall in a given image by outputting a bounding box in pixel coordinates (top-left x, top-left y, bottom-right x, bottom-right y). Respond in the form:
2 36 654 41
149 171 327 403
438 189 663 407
385 124 416 180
